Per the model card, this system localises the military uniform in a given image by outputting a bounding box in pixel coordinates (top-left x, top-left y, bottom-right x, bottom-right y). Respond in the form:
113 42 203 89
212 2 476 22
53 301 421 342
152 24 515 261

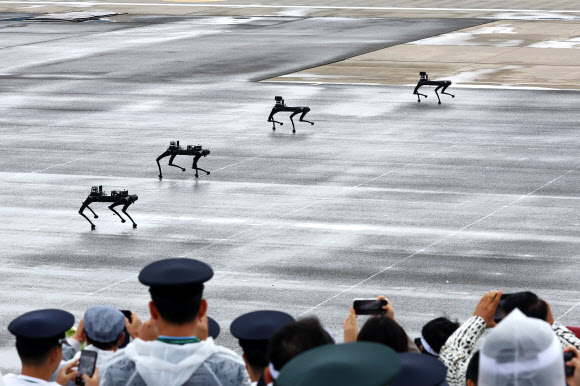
3 309 74 386
230 310 294 386
101 258 250 386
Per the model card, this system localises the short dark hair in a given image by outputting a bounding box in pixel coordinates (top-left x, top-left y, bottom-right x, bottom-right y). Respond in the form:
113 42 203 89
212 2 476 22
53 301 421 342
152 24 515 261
150 285 203 325
16 341 59 367
501 292 548 321
268 317 334 371
86 334 122 351
466 350 480 384
357 316 409 353
421 317 460 354
240 339 269 367
240 339 269 376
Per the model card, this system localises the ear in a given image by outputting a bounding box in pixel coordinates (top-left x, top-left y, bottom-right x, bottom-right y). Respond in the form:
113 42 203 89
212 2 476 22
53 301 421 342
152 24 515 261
263 364 273 384
149 301 159 321
117 332 125 346
49 345 61 363
197 299 207 319
467 380 475 386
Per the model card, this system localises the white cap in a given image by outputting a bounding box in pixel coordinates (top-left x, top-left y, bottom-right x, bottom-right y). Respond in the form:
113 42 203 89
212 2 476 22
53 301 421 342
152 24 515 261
479 308 564 386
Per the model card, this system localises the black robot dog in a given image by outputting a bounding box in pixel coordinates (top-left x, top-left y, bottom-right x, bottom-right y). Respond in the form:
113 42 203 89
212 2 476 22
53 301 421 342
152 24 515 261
156 141 210 179
79 186 138 230
413 72 455 104
267 96 314 133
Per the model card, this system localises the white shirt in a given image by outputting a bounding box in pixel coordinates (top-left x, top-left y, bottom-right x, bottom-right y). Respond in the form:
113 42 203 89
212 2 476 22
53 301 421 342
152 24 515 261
3 374 59 385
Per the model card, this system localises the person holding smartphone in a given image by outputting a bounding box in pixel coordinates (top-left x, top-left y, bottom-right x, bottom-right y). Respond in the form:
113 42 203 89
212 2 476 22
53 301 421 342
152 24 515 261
3 309 98 386
60 305 126 383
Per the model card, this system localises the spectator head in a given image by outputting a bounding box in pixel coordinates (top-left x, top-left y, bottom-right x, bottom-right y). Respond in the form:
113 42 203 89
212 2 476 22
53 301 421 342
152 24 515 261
276 342 401 386
267 316 334 379
8 309 74 371
501 291 548 321
390 353 447 386
357 316 409 353
139 258 213 325
418 317 460 357
230 310 295 382
83 305 126 351
479 309 564 386
465 350 479 386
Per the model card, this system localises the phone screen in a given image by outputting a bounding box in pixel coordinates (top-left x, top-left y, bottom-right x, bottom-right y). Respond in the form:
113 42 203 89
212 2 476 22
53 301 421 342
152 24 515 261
78 350 97 378
353 299 387 315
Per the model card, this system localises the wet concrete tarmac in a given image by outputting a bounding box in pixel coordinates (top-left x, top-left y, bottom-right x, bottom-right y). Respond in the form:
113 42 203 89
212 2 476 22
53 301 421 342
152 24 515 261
1 14 580 371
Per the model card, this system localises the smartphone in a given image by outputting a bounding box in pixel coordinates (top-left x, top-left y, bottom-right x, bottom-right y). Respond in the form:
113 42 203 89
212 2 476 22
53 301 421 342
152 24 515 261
75 350 97 385
353 299 388 315
120 310 132 323
494 293 513 323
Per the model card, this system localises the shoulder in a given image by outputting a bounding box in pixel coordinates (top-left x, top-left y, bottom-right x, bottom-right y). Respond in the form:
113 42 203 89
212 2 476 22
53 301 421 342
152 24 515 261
104 350 136 375
207 344 245 366
203 345 250 384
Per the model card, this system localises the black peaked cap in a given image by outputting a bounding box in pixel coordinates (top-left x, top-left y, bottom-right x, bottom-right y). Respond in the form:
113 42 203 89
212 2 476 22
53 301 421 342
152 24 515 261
208 317 220 339
390 353 448 386
230 310 295 340
8 309 74 341
139 258 214 287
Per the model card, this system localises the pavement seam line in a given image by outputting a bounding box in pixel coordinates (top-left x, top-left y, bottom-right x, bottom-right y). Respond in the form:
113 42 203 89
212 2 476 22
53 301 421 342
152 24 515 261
299 164 580 316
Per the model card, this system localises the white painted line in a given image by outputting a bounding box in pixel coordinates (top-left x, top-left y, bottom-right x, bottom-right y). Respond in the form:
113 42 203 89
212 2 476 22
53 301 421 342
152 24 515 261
299 164 580 316
5 155 93 182
0 1 579 13
63 144 459 300
265 80 580 92
179 144 459 257
558 301 580 321
62 277 133 307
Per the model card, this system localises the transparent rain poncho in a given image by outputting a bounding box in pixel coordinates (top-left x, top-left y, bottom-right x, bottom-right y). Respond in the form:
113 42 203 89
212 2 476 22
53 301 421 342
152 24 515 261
102 338 250 386
479 308 565 386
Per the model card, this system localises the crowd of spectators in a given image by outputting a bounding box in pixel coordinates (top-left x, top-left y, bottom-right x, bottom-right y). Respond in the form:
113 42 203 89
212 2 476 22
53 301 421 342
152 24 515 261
3 257 580 386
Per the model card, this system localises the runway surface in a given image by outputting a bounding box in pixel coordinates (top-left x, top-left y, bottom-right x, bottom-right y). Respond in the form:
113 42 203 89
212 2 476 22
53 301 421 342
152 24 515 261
1 14 580 371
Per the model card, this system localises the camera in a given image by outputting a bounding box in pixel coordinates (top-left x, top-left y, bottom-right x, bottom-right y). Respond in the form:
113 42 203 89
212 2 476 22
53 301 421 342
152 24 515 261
275 96 285 106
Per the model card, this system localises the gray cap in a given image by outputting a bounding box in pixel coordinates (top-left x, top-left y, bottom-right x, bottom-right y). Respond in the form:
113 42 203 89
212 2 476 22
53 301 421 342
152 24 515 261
84 305 125 343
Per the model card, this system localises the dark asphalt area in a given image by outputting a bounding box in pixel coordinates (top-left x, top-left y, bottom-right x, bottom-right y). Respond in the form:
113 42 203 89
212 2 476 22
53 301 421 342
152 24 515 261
1 14 580 371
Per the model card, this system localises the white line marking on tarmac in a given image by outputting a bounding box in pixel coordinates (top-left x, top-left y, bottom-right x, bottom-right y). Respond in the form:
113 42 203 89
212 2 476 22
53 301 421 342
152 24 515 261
139 150 276 195
63 144 458 301
0 2 579 13
299 165 580 316
178 144 459 257
558 300 580 320
62 277 133 307
5 155 93 182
